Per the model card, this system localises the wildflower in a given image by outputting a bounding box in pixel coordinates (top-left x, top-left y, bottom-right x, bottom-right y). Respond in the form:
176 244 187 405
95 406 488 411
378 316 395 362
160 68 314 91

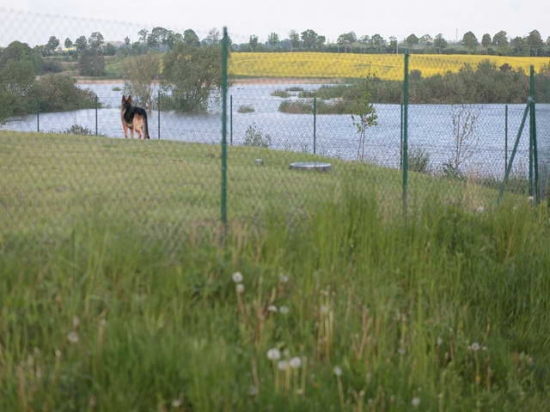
72 316 80 328
232 272 243 283
55 349 62 358
279 306 289 315
469 342 481 351
236 284 245 294
267 305 278 313
267 348 281 361
333 366 343 376
411 397 421 407
436 337 443 346
172 398 182 408
279 274 289 283
475 206 485 213
67 331 79 344
278 360 289 371
289 357 302 369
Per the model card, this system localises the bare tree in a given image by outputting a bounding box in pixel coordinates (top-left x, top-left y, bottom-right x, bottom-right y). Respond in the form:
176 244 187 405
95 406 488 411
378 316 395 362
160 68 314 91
443 105 479 177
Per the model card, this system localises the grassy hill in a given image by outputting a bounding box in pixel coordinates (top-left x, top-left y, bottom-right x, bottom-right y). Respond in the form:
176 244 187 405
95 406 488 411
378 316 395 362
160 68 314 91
1 131 549 410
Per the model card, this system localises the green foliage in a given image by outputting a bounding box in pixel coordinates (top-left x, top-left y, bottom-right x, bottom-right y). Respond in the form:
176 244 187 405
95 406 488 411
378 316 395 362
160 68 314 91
351 75 378 160
243 123 272 147
161 43 223 112
63 124 93 135
123 53 161 108
31 75 97 113
78 49 105 76
237 104 255 113
408 146 431 173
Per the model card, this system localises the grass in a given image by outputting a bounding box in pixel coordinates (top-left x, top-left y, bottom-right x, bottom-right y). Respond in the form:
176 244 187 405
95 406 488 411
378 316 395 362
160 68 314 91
1 131 549 410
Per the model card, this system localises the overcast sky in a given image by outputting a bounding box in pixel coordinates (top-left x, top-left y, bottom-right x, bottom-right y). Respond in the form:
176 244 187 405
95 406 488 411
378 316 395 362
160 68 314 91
1 0 548 46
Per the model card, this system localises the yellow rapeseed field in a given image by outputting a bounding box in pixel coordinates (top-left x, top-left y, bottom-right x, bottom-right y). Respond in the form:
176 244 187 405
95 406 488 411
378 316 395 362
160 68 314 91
229 52 550 80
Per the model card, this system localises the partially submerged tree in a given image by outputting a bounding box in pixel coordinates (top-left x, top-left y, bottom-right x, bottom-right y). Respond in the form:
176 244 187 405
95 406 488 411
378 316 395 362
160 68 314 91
123 53 161 109
161 42 223 112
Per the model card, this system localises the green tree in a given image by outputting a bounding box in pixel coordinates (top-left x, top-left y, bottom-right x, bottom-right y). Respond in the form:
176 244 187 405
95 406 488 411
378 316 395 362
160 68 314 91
75 36 88 52
492 31 509 54
249 35 259 51
161 43 223 112
434 34 448 52
462 31 479 53
183 29 200 47
351 75 378 161
289 30 300 50
301 29 320 50
64 38 73 49
526 30 543 56
481 33 492 51
405 34 419 49
44 36 60 55
88 32 104 50
123 53 161 109
267 32 280 49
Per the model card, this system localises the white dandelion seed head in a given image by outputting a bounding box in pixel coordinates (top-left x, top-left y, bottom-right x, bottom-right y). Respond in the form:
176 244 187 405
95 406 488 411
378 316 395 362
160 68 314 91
476 206 485 213
412 397 421 407
67 331 79 344
267 348 281 361
55 349 62 358
236 284 245 294
248 386 258 396
278 360 289 371
333 366 343 376
469 342 481 351
267 305 278 313
72 316 80 328
279 305 289 315
289 357 302 369
436 337 443 346
320 305 330 315
232 272 243 283
279 274 289 283
171 399 182 408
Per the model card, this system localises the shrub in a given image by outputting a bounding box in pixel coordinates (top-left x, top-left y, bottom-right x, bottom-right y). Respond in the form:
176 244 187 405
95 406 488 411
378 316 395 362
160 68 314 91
408 147 430 173
237 105 255 113
63 124 93 135
243 123 272 148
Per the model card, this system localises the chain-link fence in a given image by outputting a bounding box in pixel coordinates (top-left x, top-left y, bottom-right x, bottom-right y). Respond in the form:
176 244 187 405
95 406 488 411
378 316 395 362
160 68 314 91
1 12 549 248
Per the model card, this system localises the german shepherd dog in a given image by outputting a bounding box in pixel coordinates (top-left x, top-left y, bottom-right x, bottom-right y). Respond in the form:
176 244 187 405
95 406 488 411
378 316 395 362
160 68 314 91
121 95 150 139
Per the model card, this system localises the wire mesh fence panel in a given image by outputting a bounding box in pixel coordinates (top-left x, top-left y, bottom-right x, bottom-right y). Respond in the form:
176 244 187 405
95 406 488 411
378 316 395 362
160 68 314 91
0 13 225 250
1 12 550 249
225 35 406 223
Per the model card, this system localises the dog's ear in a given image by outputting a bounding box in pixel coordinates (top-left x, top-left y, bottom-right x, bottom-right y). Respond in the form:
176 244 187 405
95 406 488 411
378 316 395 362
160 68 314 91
122 95 126 102
128 95 132 102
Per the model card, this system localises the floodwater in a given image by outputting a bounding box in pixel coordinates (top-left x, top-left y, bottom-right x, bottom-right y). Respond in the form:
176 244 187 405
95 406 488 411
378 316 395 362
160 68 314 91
2 82 548 177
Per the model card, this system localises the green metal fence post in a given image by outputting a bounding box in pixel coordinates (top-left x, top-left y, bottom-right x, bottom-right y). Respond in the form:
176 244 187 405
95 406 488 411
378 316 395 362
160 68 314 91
313 97 317 154
230 95 233 146
220 27 229 228
95 95 98 135
402 53 410 214
505 104 508 175
158 89 161 140
529 65 539 203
